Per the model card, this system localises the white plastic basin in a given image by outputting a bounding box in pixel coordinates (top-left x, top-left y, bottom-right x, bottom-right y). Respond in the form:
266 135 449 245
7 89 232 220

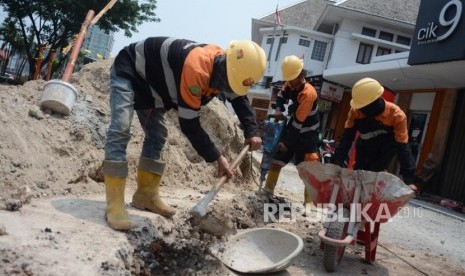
210 227 304 273
39 79 78 116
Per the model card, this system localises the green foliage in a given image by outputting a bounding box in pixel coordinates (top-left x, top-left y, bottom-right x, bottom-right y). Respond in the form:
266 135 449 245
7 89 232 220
0 0 160 78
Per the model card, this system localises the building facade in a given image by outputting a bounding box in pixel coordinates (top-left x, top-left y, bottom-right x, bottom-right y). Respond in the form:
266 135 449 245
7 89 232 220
250 0 465 202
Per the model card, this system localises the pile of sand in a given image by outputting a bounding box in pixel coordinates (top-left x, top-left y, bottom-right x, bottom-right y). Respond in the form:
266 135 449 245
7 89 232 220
0 58 254 210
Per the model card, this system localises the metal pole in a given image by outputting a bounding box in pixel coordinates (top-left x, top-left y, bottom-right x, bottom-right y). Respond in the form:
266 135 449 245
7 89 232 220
33 44 44 80
62 10 95 82
45 50 55 81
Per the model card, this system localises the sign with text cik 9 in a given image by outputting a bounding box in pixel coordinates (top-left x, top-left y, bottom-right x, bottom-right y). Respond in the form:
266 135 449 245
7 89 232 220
408 0 465 65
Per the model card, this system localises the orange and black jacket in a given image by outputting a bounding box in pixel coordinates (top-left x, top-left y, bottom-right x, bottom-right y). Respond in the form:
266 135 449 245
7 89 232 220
275 82 320 152
334 101 415 183
113 37 258 162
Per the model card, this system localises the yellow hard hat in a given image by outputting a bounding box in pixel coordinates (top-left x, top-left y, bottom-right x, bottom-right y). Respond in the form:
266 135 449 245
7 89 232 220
350 77 384 109
226 40 266 96
281 55 303 81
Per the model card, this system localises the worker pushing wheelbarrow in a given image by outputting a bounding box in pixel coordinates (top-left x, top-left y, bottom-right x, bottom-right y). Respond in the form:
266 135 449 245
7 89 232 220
297 162 415 272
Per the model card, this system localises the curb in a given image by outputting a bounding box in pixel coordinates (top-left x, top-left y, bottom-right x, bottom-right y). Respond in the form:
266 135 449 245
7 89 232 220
409 199 465 222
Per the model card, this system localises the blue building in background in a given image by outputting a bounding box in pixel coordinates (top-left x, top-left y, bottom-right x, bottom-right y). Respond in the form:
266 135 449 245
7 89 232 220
82 26 115 61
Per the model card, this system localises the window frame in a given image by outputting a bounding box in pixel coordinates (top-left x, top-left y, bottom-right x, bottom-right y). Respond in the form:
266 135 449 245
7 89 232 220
376 46 392 56
356 42 373 64
362 27 377 37
311 40 327 62
378 31 394 42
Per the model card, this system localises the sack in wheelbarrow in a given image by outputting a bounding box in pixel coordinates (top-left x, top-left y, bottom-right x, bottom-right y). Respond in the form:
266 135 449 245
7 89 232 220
297 162 414 222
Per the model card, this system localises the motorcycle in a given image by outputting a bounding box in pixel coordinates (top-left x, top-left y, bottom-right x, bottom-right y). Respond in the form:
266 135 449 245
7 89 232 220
319 138 335 164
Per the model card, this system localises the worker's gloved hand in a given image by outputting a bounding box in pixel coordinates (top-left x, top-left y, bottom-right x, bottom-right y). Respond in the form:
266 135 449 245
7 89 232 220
278 142 288 153
274 109 285 121
245 136 262 151
217 155 233 179
408 184 419 195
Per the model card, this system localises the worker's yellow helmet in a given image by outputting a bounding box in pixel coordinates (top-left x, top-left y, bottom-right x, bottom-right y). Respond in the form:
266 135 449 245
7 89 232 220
281 55 303 81
226 40 266 96
350 77 384 109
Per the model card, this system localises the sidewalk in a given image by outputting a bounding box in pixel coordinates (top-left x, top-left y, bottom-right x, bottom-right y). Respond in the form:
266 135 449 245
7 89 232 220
409 198 465 222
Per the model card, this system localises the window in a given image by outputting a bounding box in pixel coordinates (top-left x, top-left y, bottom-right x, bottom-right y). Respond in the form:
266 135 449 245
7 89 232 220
376 46 392 56
379 31 394 42
396 35 411 46
311 40 327 61
266 37 274 44
362 27 376 37
280 37 288 43
356 43 373 64
299 38 311 47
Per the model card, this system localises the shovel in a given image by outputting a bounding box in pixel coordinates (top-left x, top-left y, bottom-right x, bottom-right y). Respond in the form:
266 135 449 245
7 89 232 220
190 145 250 235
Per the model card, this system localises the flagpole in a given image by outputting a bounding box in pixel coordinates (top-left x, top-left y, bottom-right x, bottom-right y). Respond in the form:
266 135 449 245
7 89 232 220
268 4 280 68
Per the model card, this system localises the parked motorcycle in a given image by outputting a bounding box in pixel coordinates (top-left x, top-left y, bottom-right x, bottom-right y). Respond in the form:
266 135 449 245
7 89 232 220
319 138 335 164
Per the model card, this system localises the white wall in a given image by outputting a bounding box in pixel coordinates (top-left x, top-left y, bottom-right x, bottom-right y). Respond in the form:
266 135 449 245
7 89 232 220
259 28 331 82
326 18 414 69
409 92 435 110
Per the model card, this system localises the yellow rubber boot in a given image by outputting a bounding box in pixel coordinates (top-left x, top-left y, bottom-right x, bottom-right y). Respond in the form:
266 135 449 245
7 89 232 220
262 169 280 196
105 176 132 231
304 186 312 205
303 152 318 206
132 170 176 218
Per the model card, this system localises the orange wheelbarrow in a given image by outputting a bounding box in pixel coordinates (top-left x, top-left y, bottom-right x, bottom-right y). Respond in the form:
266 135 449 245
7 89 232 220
297 162 414 272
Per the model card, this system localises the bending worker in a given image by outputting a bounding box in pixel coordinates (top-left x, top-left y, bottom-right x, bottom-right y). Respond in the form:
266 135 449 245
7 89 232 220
333 77 416 186
261 55 320 205
103 37 266 231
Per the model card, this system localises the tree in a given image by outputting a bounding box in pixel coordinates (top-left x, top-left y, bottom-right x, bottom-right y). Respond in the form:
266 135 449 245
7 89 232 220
0 0 160 79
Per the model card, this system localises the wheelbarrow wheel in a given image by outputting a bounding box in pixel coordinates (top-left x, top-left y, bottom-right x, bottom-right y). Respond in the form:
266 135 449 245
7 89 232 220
323 208 349 272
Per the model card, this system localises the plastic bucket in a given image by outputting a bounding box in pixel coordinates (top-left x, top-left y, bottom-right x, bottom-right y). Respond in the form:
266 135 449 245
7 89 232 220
39 79 78 116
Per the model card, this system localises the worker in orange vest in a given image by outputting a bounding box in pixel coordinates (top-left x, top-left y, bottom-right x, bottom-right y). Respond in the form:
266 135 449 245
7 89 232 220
260 55 320 205
334 77 416 190
103 38 267 231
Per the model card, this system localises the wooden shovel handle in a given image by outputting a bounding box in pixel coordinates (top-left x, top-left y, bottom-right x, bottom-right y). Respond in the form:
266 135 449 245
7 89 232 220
190 144 250 217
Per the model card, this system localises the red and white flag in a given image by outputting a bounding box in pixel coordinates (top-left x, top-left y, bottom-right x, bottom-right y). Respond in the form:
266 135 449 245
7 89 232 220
275 6 282 26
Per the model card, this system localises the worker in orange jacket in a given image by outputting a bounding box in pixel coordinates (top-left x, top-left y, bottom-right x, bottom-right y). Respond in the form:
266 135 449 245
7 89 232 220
261 55 320 205
103 37 266 231
333 78 416 187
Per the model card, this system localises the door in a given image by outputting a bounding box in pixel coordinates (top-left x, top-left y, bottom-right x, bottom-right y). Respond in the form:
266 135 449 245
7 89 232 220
408 112 430 166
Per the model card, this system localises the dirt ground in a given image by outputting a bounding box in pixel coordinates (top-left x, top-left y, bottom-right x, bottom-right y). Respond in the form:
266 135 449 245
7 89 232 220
1 59 464 275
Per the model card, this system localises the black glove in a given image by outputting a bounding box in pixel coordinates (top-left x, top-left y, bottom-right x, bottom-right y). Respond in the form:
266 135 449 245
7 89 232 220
333 152 347 168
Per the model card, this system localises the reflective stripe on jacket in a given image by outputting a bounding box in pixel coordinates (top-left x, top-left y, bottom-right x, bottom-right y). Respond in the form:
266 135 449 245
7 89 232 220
113 37 257 162
335 101 415 182
275 82 320 152
345 101 408 144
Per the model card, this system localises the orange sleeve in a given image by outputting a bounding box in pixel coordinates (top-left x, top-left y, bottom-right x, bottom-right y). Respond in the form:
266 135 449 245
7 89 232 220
344 108 359 128
295 85 317 122
180 46 224 109
392 107 409 144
